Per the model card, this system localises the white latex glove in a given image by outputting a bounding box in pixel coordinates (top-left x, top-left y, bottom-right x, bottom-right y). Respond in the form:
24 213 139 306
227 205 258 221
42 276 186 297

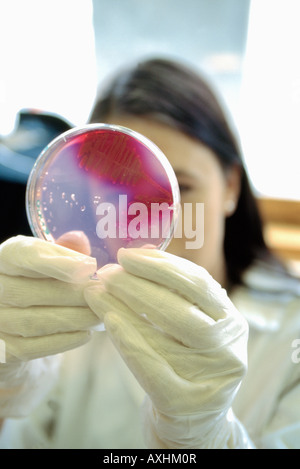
0 235 101 418
85 248 250 449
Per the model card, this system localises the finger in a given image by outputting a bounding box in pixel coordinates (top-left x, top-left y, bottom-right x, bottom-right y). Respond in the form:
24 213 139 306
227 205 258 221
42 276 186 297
97 265 214 348
85 285 213 375
0 274 93 308
84 283 125 320
104 311 185 414
118 248 233 321
85 283 156 331
0 236 96 283
84 285 240 377
0 306 101 337
0 330 91 362
104 311 226 415
55 230 92 256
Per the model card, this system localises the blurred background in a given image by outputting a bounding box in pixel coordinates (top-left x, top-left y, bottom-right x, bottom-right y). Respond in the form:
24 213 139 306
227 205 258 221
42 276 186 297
0 0 299 267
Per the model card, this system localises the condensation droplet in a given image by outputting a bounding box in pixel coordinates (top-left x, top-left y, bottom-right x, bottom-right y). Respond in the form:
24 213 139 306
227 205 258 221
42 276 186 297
80 205 86 212
71 193 76 201
62 192 66 199
93 195 101 205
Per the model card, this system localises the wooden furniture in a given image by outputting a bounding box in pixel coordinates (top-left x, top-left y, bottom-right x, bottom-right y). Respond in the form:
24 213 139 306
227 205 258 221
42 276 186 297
257 197 300 274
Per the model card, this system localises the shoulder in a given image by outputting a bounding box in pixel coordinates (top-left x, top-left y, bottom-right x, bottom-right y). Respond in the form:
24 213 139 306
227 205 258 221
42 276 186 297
230 260 300 333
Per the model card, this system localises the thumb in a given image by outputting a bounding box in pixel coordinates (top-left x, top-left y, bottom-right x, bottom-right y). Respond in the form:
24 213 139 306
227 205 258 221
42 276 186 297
55 231 92 256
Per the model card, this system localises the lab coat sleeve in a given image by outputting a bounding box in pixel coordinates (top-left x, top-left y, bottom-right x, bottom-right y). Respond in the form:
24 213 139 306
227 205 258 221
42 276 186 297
256 365 300 448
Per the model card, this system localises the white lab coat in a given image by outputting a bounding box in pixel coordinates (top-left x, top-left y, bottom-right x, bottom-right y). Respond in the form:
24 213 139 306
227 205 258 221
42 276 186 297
1 260 300 449
231 261 300 449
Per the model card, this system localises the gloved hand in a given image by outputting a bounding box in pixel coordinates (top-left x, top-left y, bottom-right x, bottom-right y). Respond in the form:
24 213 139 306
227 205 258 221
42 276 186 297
0 235 101 418
85 248 250 449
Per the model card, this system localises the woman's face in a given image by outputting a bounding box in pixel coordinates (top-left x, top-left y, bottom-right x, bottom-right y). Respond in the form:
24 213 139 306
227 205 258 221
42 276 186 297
106 116 240 285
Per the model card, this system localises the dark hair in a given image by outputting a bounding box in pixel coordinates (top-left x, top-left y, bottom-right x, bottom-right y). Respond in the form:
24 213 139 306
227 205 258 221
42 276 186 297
88 58 271 286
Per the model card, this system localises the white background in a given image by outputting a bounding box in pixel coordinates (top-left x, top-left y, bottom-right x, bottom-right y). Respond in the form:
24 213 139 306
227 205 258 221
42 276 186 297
1 0 299 200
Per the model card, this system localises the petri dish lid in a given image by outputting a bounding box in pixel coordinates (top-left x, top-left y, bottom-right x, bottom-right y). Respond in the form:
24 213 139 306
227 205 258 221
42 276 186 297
26 123 180 267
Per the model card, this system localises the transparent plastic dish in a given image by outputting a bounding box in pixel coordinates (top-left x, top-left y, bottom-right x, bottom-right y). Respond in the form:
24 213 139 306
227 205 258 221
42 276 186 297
26 123 180 268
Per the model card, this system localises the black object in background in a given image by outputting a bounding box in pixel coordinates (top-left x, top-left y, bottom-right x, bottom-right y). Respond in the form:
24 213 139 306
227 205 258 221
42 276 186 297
0 109 73 243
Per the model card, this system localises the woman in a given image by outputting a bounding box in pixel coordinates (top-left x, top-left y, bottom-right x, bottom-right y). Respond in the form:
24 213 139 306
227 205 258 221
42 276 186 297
0 58 299 449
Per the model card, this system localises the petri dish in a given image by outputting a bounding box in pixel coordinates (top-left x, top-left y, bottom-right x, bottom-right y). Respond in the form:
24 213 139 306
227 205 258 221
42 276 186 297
26 123 180 268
